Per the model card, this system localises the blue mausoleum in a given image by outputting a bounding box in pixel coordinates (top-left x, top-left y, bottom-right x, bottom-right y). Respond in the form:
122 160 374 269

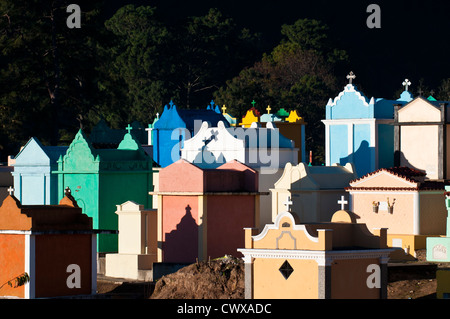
322 73 413 177
152 100 230 167
12 137 68 205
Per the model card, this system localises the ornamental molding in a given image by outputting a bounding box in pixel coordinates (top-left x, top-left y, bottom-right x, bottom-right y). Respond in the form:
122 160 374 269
327 84 374 107
237 248 393 266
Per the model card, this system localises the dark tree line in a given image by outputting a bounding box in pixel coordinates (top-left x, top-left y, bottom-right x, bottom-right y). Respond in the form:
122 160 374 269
0 1 448 163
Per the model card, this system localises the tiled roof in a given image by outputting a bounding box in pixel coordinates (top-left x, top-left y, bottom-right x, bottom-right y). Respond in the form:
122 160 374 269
349 167 425 184
346 167 445 191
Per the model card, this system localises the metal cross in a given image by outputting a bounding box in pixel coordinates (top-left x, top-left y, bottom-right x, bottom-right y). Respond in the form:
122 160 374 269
251 100 256 107
266 105 272 114
346 71 356 84
7 186 14 196
169 100 174 107
284 195 293 211
402 79 411 91
222 105 227 114
337 195 348 210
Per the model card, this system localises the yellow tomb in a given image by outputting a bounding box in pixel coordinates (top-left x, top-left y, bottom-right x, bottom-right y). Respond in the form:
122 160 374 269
238 197 393 299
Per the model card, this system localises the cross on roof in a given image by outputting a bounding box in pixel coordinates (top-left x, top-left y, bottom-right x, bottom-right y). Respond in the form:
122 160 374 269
402 79 411 91
169 100 174 107
346 71 356 84
251 100 256 107
417 87 423 96
222 105 227 114
284 195 293 212
7 186 14 196
210 100 215 107
266 105 271 114
126 124 132 134
337 195 348 210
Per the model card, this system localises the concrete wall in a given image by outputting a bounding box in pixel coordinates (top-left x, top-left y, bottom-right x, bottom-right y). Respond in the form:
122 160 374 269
253 258 318 299
34 234 93 298
400 125 439 179
0 234 26 298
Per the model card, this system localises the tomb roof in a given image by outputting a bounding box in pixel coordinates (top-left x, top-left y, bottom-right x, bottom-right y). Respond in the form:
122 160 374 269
153 101 230 131
0 188 93 231
346 167 445 191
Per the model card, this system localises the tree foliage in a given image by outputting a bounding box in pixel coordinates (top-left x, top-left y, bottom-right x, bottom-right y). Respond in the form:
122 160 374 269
0 0 105 157
214 19 348 163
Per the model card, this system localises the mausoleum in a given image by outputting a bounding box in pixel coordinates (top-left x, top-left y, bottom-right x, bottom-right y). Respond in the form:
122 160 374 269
270 162 357 224
0 188 100 299
346 167 446 259
152 100 230 167
322 73 413 177
12 137 67 205
238 198 392 299
152 159 262 263
54 127 153 253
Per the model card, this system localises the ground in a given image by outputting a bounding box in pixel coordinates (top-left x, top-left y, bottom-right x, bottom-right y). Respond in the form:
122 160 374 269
96 251 448 299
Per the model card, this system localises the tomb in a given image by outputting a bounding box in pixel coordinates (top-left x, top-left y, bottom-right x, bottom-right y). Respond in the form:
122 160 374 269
238 197 392 299
346 167 447 260
105 201 157 281
220 105 237 127
180 120 298 227
54 126 153 253
270 162 357 224
0 188 101 299
239 101 261 127
427 186 450 263
393 96 450 180
89 119 147 146
260 105 283 123
152 100 230 167
272 110 307 163
322 72 413 177
11 137 68 205
152 159 262 263
426 186 450 298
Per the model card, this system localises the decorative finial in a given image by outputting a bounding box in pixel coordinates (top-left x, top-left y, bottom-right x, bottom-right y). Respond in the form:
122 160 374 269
7 186 14 196
284 195 293 212
337 195 348 210
402 79 411 91
346 71 356 84
169 100 174 107
126 124 132 134
266 105 272 114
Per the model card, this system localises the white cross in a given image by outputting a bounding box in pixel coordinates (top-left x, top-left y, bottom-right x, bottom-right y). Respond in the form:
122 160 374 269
346 71 356 84
402 79 411 91
337 195 348 210
7 186 14 196
284 195 293 211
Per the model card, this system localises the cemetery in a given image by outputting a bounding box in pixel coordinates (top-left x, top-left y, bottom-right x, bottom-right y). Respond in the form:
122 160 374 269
2 73 450 300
